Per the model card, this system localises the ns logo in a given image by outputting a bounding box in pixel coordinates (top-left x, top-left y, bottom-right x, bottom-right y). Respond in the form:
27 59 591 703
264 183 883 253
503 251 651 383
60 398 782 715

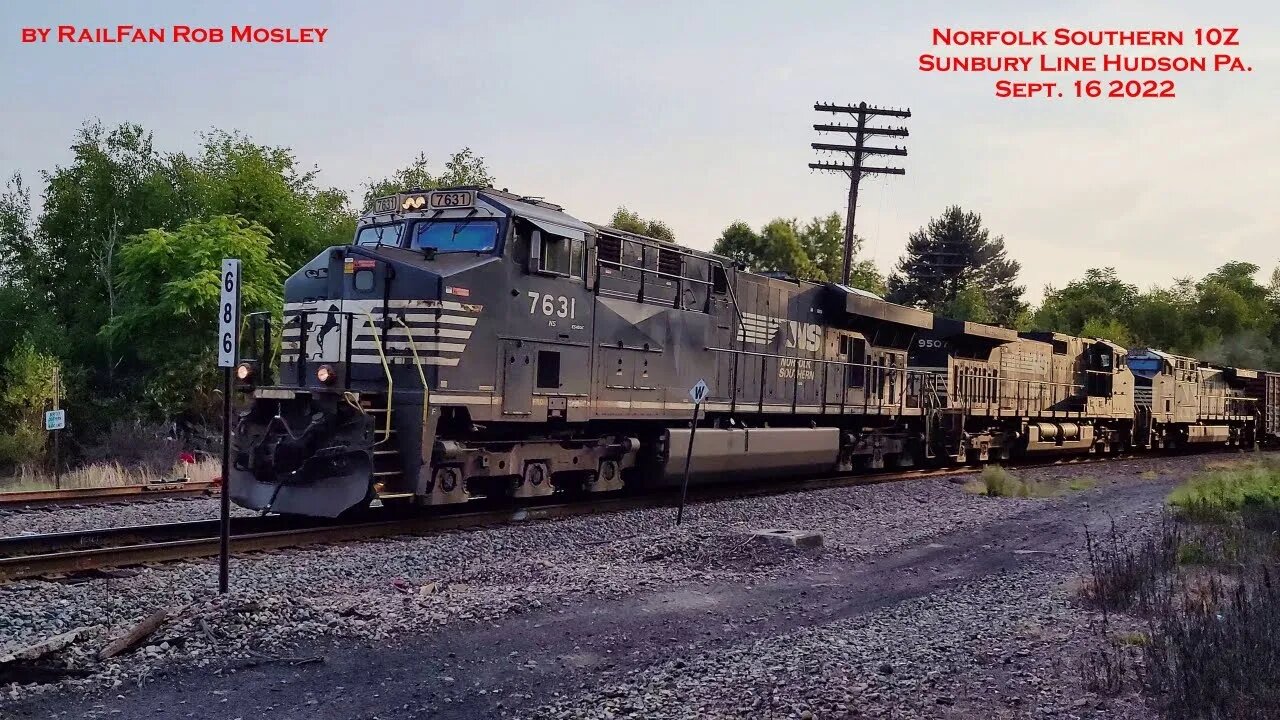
738 312 822 352
786 321 823 352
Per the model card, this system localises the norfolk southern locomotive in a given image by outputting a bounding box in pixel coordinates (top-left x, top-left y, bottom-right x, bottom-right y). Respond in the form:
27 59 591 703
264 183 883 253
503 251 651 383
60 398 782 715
229 187 1280 517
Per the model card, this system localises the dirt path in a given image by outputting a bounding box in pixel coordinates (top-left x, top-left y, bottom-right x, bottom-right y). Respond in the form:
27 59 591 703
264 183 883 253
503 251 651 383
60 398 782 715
6 471 1177 720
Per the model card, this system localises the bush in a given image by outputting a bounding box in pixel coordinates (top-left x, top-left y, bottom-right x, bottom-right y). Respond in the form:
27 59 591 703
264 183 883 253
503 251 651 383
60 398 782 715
0 344 59 467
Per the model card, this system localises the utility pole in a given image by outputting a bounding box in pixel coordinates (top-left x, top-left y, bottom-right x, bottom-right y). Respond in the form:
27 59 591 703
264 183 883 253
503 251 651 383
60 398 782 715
809 102 911 285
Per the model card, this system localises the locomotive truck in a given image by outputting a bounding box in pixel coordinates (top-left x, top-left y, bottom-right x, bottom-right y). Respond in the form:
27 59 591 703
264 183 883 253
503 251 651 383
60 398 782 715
229 187 1275 518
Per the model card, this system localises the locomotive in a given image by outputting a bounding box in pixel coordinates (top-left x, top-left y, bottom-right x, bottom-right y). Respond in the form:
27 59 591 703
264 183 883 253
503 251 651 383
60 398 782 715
228 187 1278 517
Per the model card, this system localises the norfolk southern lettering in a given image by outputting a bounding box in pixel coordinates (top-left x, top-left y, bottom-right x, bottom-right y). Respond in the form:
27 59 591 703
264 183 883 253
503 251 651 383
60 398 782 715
931 29 1185 46
49 25 328 43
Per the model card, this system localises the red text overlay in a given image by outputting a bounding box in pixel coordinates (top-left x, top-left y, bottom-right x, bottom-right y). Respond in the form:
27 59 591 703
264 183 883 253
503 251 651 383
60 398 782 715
919 27 1251 99
19 25 328 44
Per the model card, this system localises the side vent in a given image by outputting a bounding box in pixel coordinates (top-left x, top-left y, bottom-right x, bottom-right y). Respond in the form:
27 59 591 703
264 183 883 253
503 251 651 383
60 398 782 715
657 248 680 277
598 235 622 266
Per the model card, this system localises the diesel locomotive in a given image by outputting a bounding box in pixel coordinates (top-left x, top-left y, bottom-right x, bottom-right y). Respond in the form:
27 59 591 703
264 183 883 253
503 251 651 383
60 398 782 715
229 187 1279 517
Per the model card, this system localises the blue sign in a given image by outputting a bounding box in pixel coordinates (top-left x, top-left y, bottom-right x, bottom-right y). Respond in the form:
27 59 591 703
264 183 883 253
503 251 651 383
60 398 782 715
44 409 65 431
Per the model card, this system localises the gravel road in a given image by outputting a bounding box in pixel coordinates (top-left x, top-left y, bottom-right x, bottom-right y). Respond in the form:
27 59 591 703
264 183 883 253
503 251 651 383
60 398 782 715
1 454 1232 718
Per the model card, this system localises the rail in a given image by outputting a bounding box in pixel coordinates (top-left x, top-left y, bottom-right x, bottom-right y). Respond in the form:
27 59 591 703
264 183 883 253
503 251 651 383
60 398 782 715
4 448 1241 583
0 481 217 510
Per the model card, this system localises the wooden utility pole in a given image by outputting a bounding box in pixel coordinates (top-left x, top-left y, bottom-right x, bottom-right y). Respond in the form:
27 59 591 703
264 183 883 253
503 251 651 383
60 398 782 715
810 102 911 285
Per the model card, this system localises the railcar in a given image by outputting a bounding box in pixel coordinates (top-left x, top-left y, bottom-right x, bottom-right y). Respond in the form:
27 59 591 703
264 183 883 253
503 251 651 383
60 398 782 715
229 188 936 517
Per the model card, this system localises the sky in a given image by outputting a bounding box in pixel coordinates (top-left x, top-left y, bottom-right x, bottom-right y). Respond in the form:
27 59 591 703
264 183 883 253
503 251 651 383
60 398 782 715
0 0 1275 301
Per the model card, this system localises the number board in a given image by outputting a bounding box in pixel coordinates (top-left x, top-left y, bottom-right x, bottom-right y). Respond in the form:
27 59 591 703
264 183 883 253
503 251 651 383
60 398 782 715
217 259 241 368
430 190 474 209
371 196 398 213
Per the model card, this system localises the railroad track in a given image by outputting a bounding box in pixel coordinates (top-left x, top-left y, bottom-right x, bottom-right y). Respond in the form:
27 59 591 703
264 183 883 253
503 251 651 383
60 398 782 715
0 480 217 510
0 449 1252 583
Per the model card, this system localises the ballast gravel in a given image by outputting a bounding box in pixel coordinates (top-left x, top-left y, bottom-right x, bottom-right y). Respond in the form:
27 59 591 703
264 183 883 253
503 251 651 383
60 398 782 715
0 454 1221 713
0 497 252 537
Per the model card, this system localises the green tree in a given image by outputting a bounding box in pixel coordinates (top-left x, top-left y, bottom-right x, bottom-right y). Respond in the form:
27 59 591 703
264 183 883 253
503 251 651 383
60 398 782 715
609 207 675 242
711 214 886 293
1031 268 1138 335
362 148 496 208
1079 316 1133 346
940 282 993 323
177 129 356 269
887 206 1026 326
34 121 185 377
107 215 287 419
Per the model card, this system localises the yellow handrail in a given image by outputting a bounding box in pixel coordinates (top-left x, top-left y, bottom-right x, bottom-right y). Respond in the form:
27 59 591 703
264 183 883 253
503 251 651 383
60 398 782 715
392 316 431 426
360 312 394 446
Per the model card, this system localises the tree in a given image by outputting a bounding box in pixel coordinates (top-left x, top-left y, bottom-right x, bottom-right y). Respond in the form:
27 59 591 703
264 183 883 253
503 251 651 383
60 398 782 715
362 148 495 208
30 121 193 392
107 215 287 419
609 207 675 241
711 214 886 293
940 282 993 323
887 206 1026 326
177 129 356 269
1031 268 1138 336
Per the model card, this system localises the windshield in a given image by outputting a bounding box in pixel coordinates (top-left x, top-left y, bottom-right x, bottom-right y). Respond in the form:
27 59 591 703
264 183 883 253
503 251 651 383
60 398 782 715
355 223 404 247
415 220 499 254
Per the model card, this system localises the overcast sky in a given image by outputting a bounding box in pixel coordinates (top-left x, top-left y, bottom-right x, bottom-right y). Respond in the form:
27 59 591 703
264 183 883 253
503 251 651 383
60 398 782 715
1 0 1275 300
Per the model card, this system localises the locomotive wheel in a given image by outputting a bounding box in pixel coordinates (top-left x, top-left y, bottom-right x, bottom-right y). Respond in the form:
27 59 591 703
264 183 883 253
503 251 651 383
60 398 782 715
513 461 554 499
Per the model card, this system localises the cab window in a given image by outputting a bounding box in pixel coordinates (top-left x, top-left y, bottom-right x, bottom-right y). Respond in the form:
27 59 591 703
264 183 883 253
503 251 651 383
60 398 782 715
539 233 585 279
415 220 500 254
355 223 404 247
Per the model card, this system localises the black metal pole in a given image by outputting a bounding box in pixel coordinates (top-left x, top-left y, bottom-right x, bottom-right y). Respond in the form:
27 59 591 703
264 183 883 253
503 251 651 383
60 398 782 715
218 366 232 593
676 403 701 525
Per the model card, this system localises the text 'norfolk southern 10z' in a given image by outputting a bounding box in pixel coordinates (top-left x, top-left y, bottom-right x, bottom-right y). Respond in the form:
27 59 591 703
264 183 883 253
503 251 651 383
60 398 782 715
228 188 1280 517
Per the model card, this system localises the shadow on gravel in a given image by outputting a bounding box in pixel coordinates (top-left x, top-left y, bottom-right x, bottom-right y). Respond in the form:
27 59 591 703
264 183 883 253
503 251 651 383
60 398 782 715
1080 457 1280 720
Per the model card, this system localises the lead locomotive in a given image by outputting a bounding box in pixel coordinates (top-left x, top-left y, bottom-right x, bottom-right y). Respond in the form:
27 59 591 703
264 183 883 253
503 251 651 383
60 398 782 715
230 187 1275 517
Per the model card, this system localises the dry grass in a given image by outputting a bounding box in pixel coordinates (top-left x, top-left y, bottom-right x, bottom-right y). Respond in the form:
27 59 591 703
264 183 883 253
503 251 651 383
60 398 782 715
1141 470 1161 480
0 457 218 494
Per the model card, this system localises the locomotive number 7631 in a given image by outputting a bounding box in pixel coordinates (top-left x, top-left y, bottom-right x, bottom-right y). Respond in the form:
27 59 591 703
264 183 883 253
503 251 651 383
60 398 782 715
527 291 577 319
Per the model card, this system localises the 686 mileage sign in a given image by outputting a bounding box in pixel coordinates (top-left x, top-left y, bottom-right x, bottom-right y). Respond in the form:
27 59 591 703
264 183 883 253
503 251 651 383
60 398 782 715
217 259 241 368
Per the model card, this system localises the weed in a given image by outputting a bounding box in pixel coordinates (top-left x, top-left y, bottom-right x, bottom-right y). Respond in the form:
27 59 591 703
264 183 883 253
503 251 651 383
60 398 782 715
1079 461 1280 720
966 465 1094 498
980 465 1019 496
1114 631 1149 647
1068 476 1098 492
1140 470 1160 480
1176 540 1210 566
1169 459 1280 524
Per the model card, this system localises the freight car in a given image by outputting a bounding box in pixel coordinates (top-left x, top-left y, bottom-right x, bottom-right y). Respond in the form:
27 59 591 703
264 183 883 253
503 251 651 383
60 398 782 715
229 187 937 517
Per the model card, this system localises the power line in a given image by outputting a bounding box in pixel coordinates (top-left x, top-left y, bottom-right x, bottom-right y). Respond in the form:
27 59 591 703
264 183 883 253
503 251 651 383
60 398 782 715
809 101 910 285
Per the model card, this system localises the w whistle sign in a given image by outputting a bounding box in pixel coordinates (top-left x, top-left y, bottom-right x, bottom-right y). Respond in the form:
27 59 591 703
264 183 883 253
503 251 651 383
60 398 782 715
689 379 709 405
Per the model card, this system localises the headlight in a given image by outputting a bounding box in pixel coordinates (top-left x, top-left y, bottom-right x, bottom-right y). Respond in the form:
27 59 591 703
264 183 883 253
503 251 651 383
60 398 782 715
316 364 335 384
235 363 254 382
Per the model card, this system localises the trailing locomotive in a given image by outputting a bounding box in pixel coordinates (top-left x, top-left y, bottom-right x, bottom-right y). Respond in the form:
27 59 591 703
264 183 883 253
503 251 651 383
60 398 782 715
229 186 1275 518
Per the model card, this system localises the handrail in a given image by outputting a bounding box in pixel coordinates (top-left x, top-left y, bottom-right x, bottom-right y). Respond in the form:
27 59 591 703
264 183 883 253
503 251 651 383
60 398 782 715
359 311 394 446
392 316 431 432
